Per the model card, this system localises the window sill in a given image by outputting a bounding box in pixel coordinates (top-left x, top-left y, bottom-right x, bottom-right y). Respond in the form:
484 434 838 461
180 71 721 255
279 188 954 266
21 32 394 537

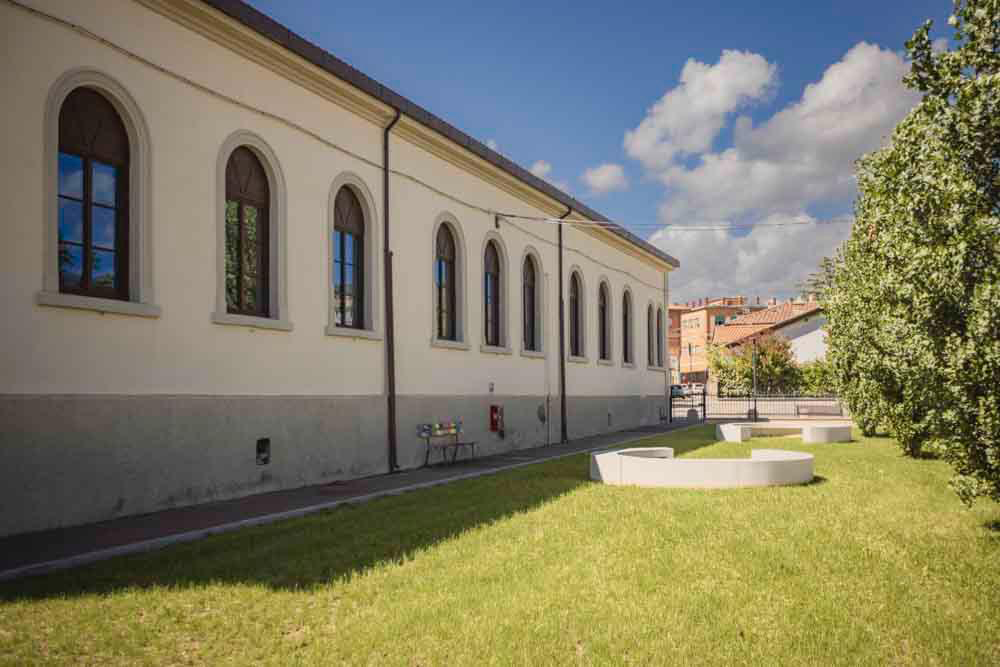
37 291 161 318
568 355 589 364
622 362 636 369
431 337 471 351
598 358 614 366
480 344 512 355
325 325 382 341
647 365 666 373
520 348 546 359
211 311 293 331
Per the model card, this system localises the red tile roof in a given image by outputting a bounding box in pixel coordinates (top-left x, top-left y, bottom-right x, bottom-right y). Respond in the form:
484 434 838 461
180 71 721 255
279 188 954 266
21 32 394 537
712 302 821 346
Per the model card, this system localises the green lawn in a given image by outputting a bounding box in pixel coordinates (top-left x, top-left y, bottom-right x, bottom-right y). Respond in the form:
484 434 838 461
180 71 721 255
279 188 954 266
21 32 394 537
2 425 999 665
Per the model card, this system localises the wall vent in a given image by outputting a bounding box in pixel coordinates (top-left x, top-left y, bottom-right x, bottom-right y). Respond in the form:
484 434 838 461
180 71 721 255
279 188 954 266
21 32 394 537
256 438 271 465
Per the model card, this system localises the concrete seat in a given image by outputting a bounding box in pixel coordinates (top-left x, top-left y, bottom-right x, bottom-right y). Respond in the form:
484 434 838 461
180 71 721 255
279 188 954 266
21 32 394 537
716 421 852 444
590 447 813 488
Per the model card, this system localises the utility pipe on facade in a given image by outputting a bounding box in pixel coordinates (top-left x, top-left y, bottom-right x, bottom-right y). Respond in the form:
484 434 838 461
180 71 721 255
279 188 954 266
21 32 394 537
383 108 401 471
557 207 572 443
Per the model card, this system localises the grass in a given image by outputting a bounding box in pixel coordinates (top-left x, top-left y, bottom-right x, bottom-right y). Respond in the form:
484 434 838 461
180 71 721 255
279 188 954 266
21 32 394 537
2 425 999 665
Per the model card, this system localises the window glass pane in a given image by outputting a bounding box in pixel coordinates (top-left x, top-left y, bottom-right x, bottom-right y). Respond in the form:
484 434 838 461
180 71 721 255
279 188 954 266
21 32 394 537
92 205 116 249
343 266 354 327
225 201 239 310
344 232 354 264
59 243 83 289
58 153 83 199
92 162 117 207
92 249 116 288
242 205 259 312
58 198 83 243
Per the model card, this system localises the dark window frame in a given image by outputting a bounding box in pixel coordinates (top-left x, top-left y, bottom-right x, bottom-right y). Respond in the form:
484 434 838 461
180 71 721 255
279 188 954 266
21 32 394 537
224 146 271 318
484 241 501 347
647 305 654 366
522 256 537 351
57 87 130 301
436 225 458 341
598 283 610 360
569 273 582 357
622 292 632 364
332 186 365 329
656 308 664 367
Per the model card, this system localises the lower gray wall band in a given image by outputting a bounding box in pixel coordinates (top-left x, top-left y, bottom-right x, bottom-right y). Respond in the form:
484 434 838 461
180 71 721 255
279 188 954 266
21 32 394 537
0 393 666 537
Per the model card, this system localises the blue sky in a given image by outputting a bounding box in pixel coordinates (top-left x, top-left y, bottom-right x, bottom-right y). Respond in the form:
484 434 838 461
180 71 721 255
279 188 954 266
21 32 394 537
247 0 952 301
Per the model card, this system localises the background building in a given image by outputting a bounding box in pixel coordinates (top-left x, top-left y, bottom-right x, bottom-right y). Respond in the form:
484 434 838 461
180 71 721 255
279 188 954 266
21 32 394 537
677 297 762 383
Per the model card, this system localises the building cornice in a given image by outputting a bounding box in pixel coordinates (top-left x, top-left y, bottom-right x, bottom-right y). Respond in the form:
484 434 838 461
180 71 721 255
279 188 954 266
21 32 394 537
136 0 679 271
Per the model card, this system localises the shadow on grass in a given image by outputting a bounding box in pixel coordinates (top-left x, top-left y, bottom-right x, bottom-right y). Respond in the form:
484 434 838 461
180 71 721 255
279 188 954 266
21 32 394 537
805 475 829 486
0 426 725 601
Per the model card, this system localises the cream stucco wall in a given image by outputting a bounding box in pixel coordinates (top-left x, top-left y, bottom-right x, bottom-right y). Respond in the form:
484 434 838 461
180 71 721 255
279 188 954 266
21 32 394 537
782 315 828 363
1 0 670 399
0 0 675 535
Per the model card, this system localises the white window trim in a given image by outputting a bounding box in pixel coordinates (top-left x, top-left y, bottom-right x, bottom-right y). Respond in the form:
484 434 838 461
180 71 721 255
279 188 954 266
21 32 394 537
430 212 468 347
480 231 509 350
519 245 546 358
212 130 291 331
38 68 159 317
325 172 382 340
597 276 613 363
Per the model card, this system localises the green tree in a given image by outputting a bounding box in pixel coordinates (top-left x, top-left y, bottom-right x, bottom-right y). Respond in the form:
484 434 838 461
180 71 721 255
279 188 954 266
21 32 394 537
826 0 1000 503
708 335 803 396
800 359 837 395
797 252 843 302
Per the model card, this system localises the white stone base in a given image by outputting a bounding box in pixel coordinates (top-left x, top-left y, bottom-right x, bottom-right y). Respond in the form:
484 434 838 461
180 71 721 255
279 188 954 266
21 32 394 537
716 421 852 444
590 447 814 488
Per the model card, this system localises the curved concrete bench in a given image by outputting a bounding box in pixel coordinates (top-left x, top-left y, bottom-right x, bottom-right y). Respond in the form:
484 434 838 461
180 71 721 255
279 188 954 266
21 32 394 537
590 447 813 488
716 421 852 444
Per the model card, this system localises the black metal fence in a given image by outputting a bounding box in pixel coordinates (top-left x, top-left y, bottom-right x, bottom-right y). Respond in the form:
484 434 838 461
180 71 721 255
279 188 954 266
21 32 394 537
667 390 842 423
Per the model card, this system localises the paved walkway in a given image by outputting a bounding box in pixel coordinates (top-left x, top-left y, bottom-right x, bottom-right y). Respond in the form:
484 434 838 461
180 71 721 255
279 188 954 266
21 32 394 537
0 420 699 581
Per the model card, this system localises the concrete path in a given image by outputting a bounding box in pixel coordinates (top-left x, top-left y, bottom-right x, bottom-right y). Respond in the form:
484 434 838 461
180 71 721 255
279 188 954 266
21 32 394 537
0 420 698 581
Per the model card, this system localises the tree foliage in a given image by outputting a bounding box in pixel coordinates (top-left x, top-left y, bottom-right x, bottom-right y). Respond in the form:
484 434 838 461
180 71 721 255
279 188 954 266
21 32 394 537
708 335 803 396
826 0 1000 503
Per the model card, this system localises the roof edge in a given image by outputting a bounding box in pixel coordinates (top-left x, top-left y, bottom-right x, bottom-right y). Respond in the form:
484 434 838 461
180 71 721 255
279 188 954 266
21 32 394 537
197 0 679 269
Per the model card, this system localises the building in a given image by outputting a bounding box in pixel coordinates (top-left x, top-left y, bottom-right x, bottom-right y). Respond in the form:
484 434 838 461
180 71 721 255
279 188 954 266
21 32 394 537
712 299 826 363
0 0 679 537
677 297 761 383
667 304 688 383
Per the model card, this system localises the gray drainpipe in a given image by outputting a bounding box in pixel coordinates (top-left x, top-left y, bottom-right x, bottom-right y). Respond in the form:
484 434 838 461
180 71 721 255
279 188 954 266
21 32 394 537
384 109 401 471
557 207 572 443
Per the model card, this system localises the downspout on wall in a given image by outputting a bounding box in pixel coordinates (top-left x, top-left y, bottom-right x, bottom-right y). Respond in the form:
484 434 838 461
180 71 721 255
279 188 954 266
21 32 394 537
557 207 572 443
383 109 401 471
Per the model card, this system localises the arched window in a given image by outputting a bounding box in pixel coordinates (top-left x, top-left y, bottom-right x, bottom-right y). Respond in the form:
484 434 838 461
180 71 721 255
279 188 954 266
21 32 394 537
523 256 538 351
57 87 130 299
224 146 270 317
656 307 664 367
332 186 364 328
622 291 632 364
647 304 654 366
436 225 457 340
569 272 582 357
598 283 610 361
484 240 501 346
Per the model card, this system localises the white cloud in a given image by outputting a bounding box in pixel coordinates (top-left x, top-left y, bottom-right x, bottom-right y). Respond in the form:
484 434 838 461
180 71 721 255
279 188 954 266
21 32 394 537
582 163 628 195
651 215 854 302
624 50 777 171
530 160 552 179
656 42 919 224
